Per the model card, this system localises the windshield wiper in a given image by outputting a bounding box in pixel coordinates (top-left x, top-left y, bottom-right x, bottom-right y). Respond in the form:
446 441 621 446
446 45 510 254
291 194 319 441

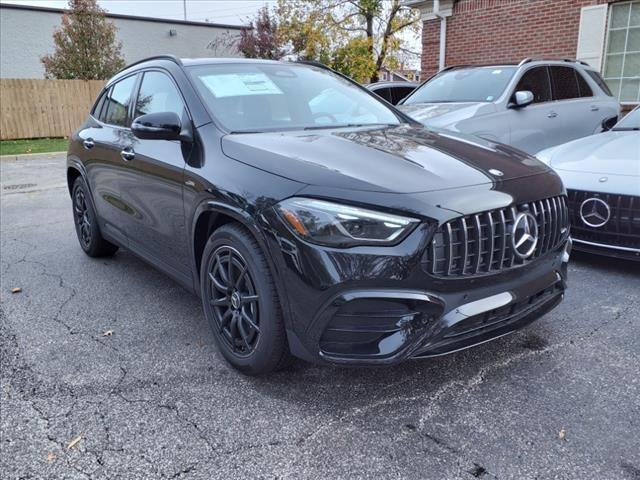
611 127 640 131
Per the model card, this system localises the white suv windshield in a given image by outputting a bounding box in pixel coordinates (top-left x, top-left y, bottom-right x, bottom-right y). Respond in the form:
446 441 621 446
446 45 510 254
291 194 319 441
404 66 517 104
188 63 402 133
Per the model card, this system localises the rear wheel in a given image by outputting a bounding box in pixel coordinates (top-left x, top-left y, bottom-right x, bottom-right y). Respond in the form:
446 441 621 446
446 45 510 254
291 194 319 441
200 224 291 375
71 177 118 257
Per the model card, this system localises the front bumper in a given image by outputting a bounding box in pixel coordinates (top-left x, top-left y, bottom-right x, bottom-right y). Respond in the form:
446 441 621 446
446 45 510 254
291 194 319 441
572 238 640 262
262 212 571 366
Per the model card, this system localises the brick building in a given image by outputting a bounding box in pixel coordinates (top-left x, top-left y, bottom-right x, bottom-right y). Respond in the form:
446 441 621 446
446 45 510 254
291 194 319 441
406 0 639 105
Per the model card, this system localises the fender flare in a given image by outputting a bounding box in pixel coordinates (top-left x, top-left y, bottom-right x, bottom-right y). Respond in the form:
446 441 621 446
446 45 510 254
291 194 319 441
190 199 294 330
66 156 90 197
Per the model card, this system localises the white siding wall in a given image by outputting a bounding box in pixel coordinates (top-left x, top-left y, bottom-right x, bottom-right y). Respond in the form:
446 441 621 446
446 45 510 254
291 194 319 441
0 7 241 78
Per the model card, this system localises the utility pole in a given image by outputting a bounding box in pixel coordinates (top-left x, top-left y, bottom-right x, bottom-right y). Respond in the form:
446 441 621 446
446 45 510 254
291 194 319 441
183 0 187 21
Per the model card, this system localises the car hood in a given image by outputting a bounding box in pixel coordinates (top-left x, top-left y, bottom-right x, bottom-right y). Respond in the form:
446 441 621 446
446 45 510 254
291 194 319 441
397 102 493 127
221 124 549 194
537 130 640 177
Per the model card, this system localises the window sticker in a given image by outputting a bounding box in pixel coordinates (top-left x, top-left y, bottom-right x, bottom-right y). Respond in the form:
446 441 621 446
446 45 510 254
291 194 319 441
200 73 283 97
491 70 502 75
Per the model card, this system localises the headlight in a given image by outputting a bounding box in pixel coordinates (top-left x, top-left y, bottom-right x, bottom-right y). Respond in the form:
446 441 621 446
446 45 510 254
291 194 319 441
275 198 419 247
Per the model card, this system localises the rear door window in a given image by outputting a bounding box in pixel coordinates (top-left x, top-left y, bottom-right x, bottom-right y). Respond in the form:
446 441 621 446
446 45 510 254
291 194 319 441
92 89 109 120
392 86 415 104
514 66 552 103
103 75 138 127
550 66 581 100
575 71 593 97
374 87 393 103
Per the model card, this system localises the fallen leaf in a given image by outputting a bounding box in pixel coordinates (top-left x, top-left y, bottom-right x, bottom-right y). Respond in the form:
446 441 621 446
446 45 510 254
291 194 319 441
67 435 82 450
102 330 113 337
558 428 566 441
10 287 22 294
47 452 56 463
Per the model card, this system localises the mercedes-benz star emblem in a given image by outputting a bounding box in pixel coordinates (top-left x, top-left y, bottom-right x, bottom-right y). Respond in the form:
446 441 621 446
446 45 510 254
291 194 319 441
511 212 539 259
580 197 610 228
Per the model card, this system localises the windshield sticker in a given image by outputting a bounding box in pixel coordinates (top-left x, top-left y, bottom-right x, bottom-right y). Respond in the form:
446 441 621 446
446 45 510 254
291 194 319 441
200 73 283 97
486 95 494 101
491 70 502 74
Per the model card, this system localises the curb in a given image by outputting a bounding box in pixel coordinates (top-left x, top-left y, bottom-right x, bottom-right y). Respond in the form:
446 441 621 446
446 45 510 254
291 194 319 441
0 151 67 162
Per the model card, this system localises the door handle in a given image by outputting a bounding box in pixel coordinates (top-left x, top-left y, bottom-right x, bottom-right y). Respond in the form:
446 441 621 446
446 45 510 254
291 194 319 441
83 138 95 149
590 105 600 111
120 147 135 162
547 111 558 118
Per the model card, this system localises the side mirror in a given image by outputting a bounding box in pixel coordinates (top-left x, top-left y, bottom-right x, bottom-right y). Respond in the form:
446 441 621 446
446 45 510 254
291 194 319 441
601 116 618 132
512 90 534 108
132 112 186 141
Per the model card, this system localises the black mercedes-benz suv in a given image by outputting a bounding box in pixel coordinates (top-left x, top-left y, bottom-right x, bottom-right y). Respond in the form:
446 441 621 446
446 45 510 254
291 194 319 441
67 56 572 375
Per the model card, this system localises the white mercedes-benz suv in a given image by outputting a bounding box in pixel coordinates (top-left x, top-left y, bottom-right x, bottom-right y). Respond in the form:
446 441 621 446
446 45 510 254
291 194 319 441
399 59 620 155
536 107 639 260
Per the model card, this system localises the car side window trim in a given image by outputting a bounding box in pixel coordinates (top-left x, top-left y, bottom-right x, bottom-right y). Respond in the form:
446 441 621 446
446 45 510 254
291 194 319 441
510 64 597 106
90 88 109 119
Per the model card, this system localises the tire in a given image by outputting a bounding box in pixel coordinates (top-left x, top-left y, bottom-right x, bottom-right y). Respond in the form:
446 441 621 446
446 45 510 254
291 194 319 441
71 176 118 258
200 223 292 375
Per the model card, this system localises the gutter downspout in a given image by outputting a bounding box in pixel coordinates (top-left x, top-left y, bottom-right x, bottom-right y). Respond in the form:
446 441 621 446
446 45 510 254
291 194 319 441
434 0 447 71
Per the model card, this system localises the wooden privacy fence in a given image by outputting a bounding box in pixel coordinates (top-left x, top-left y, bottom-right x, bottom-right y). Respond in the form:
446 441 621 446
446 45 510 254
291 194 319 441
1 79 105 140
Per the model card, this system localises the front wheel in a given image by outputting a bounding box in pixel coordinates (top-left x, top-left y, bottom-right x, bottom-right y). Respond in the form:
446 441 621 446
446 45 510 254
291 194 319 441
200 224 291 375
71 177 118 257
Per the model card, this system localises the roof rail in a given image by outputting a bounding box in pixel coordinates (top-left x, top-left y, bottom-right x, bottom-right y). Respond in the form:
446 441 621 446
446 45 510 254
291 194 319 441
562 58 591 66
294 59 331 70
114 55 183 76
518 57 590 67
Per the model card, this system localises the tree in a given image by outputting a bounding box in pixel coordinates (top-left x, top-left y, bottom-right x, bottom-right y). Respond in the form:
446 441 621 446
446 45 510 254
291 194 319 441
237 6 284 59
41 0 125 80
277 0 419 83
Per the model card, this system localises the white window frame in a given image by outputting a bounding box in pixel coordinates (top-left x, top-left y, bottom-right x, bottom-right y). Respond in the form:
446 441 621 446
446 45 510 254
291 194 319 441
602 0 640 104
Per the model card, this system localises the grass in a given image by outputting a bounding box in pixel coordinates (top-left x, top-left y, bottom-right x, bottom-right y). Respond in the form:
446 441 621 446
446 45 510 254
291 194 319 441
0 138 68 156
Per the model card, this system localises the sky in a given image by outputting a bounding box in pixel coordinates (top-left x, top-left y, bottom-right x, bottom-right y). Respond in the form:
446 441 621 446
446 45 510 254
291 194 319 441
0 0 275 25
1 0 421 68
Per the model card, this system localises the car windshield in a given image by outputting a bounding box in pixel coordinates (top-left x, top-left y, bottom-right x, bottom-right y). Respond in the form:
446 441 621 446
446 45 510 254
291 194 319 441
612 108 640 131
187 63 402 133
403 66 517 104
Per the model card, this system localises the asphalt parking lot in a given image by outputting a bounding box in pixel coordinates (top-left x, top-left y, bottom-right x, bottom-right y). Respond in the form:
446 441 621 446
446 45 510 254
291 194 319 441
1 155 639 480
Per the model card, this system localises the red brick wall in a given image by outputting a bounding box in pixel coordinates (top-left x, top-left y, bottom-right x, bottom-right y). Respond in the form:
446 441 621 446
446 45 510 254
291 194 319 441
421 0 616 78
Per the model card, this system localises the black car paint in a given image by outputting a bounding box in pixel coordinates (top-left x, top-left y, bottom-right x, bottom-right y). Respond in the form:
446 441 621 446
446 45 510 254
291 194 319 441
67 58 568 366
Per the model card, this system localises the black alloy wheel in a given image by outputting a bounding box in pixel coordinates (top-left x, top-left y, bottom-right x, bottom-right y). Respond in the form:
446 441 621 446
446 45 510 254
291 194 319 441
200 224 291 375
73 188 92 248
208 246 261 356
71 177 119 257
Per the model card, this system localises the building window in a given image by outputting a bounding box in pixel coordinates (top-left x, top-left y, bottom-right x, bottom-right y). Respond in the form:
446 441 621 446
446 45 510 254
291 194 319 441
603 1 640 103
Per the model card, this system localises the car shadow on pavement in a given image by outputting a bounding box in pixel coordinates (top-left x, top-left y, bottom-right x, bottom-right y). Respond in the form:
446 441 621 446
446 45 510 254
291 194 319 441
569 250 640 274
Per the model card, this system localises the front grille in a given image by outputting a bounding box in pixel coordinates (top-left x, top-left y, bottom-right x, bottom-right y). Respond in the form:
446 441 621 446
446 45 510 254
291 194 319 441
567 190 640 250
424 196 569 277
